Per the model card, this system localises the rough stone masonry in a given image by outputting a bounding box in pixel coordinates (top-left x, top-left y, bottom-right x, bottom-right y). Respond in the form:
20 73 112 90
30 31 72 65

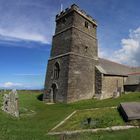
43 4 140 103
44 4 98 103
1 89 19 117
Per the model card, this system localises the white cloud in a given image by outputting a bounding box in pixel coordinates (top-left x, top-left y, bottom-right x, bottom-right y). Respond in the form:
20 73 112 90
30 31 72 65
0 0 57 45
1 82 23 88
113 27 140 66
13 73 42 76
0 82 43 89
99 47 110 58
0 29 49 44
99 27 140 67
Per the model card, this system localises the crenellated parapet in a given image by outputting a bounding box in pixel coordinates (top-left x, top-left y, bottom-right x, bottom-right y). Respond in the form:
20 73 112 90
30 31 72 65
56 4 97 26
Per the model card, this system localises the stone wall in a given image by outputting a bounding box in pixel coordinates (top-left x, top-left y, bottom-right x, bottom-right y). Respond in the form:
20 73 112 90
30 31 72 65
71 27 98 59
51 29 72 57
73 11 97 38
65 9 98 103
44 55 69 103
67 54 97 103
101 75 127 99
95 68 102 95
55 12 74 34
44 4 98 103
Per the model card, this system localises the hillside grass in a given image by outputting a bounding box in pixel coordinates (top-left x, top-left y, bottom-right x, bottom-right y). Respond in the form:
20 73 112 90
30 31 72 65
0 91 140 140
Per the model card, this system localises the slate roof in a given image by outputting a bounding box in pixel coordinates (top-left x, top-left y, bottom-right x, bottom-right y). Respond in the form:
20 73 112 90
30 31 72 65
97 58 132 76
131 67 140 73
125 74 140 85
96 58 140 85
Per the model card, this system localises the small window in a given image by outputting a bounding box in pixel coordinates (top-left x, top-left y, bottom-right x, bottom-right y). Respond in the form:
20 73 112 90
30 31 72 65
53 62 60 80
85 21 89 28
62 18 67 24
85 46 88 52
92 24 95 28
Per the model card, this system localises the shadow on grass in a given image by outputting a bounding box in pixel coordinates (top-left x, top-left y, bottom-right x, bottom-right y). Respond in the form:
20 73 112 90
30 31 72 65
37 94 43 101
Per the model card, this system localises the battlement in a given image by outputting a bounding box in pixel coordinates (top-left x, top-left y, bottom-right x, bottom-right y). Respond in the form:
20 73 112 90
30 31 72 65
56 4 97 26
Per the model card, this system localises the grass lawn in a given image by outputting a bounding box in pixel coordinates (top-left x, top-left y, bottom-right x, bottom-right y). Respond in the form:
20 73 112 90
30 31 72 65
53 128 140 140
54 107 125 131
0 91 140 140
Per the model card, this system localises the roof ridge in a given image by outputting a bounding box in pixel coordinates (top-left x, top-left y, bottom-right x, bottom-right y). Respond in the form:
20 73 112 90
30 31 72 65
128 72 140 75
99 57 132 68
99 57 140 68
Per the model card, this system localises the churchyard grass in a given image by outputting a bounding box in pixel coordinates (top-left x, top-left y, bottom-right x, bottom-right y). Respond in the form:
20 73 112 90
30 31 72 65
0 91 140 140
51 128 140 140
54 107 125 131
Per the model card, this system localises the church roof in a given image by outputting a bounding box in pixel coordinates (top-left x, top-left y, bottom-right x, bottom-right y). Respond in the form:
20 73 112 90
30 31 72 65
97 58 132 76
97 58 140 85
125 74 140 85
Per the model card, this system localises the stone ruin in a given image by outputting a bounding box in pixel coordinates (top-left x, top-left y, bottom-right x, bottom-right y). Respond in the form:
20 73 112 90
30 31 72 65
1 89 19 117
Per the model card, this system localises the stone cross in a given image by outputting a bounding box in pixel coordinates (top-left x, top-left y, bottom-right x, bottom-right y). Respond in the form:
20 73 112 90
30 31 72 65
1 89 19 117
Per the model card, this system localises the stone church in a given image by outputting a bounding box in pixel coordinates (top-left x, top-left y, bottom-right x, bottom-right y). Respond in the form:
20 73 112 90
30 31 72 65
43 4 140 103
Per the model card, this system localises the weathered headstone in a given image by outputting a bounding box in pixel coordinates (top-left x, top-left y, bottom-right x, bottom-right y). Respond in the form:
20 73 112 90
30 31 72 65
1 89 19 117
118 102 140 121
113 87 121 98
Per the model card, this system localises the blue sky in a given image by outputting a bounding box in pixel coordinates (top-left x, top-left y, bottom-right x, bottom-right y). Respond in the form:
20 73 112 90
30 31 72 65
0 0 140 89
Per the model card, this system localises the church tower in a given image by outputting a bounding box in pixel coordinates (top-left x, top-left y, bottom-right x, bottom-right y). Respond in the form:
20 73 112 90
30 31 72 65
44 4 98 103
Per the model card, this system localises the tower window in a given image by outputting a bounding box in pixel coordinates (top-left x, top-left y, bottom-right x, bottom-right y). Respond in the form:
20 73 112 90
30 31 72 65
85 21 89 28
92 24 96 28
53 62 60 80
62 18 67 24
85 46 88 52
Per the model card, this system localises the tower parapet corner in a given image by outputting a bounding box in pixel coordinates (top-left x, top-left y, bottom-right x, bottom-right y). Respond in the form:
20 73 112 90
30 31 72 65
55 4 97 26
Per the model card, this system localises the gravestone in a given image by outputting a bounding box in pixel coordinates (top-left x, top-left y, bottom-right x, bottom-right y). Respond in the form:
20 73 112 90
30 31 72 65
113 91 120 98
113 87 121 98
118 102 140 121
1 89 19 117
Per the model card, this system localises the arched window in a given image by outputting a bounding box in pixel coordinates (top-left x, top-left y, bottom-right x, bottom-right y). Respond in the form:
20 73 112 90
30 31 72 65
54 62 60 79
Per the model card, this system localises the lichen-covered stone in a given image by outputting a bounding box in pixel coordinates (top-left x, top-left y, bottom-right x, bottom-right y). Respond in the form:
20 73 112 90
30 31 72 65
1 89 19 117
